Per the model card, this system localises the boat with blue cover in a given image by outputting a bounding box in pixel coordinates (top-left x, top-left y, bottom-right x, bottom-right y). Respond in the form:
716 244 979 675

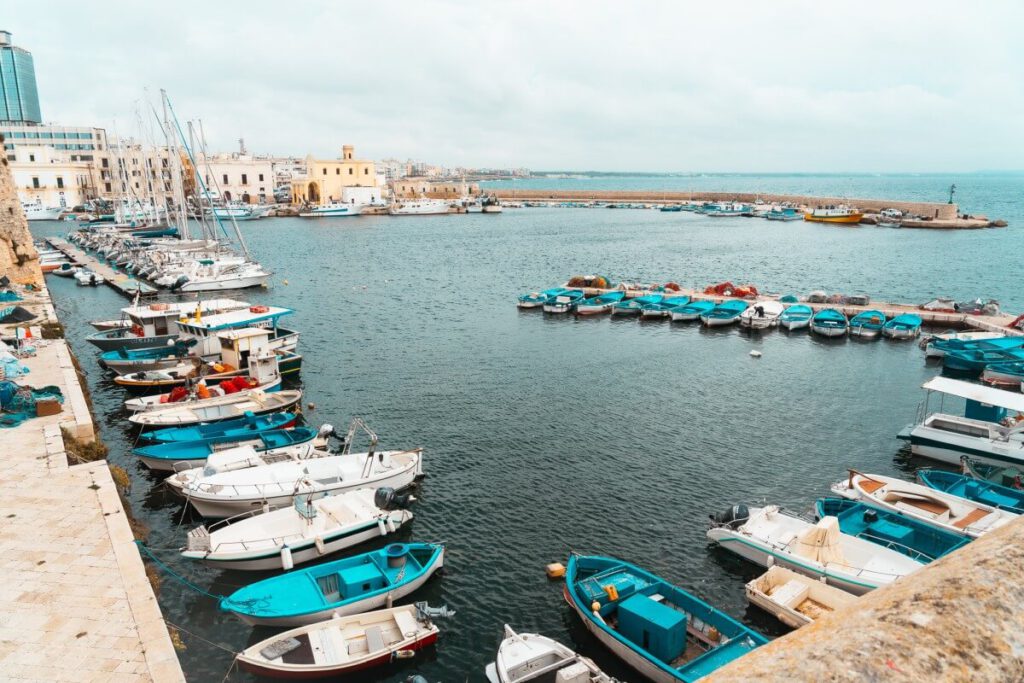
700 300 748 327
220 542 445 627
518 287 569 309
779 304 813 330
814 497 970 563
576 291 626 316
142 411 299 443
764 207 802 221
660 205 683 212
703 202 751 217
99 340 197 374
669 300 714 322
918 469 1024 515
943 347 1024 374
564 554 766 682
612 293 663 316
132 425 323 472
849 310 886 338
640 295 691 320
981 360 1024 388
543 289 585 314
927 335 1024 360
810 308 848 337
882 313 922 340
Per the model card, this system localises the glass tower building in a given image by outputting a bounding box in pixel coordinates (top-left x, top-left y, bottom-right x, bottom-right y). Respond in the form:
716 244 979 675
0 31 42 123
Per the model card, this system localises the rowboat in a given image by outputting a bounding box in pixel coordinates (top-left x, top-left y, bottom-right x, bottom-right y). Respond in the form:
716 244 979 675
944 347 1024 374
739 300 784 329
132 426 324 472
848 310 886 338
112 360 203 390
518 287 569 309
810 308 848 337
814 497 970 562
917 469 1024 515
831 471 1017 539
485 625 618 683
639 295 690 320
668 300 714 322
960 456 1024 488
707 504 924 595
164 444 333 495
542 290 585 314
882 313 922 339
236 603 440 678
612 293 663 316
744 566 857 629
98 341 196 374
700 300 748 327
221 542 444 627
923 333 1019 359
564 553 767 682
182 487 414 571
142 411 299 443
576 291 626 316
124 376 281 412
981 360 1024 387
128 389 302 428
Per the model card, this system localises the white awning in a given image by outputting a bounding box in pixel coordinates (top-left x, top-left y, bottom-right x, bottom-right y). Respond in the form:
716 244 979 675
922 376 1024 412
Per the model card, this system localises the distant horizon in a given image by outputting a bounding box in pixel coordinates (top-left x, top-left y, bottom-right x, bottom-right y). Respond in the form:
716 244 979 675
514 170 1024 178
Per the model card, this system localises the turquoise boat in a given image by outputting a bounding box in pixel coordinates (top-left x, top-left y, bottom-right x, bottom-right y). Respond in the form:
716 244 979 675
779 304 813 330
576 290 626 315
918 469 1024 515
929 336 1024 358
518 287 569 309
543 289 585 314
961 457 1024 488
815 498 970 563
849 310 886 338
700 300 748 327
810 308 848 337
943 347 1024 374
141 411 299 443
882 313 923 340
612 293 663 316
669 300 714 322
564 554 767 682
133 426 319 472
660 205 683 212
640 295 691 319
764 207 802 221
980 360 1024 387
221 542 445 627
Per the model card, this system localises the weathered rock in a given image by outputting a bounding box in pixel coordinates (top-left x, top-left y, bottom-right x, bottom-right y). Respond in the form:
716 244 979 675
0 134 41 283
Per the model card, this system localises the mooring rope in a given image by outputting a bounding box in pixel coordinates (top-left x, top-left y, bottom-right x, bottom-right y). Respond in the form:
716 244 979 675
134 540 224 601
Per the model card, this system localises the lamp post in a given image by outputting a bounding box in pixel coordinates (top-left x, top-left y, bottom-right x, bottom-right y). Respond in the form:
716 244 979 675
948 183 956 204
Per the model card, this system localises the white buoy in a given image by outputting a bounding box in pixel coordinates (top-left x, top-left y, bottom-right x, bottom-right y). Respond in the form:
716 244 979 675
377 518 388 535
280 546 294 570
750 350 762 358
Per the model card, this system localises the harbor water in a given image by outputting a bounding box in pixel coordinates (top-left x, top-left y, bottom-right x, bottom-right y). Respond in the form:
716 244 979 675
29 173 1024 681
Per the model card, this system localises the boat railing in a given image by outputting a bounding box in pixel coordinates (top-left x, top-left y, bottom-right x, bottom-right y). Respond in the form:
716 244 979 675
854 531 936 564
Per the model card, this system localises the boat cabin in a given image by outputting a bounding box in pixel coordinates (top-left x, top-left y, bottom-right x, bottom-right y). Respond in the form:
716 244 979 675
122 299 249 338
216 328 276 373
174 305 298 358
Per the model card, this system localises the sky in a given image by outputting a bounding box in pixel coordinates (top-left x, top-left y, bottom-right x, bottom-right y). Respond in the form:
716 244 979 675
7 1 1024 172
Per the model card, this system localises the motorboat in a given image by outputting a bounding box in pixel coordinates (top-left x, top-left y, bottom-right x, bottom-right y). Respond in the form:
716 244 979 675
700 300 748 327
50 263 78 278
485 625 618 683
764 208 802 221
22 201 65 221
810 308 848 337
960 456 1024 488
388 199 451 215
142 410 299 443
669 300 714 322
917 469 1024 515
703 202 751 217
576 291 626 316
298 203 364 218
739 301 784 329
164 444 332 495
882 313 922 340
74 268 105 286
85 298 251 352
133 426 325 472
803 206 864 224
744 566 857 629
128 388 301 428
848 310 886 338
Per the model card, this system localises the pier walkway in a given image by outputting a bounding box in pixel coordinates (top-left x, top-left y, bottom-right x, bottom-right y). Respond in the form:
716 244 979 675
46 237 158 299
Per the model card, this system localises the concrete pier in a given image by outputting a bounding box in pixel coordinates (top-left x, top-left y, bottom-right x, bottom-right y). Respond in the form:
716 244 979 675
45 237 158 299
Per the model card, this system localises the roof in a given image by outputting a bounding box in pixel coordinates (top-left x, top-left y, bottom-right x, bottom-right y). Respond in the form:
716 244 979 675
923 376 1024 412
216 327 272 341
124 299 249 320
175 306 292 332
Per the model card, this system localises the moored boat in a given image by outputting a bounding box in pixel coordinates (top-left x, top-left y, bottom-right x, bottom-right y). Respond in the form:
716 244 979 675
739 300 784 329
576 290 626 316
74 268 104 286
142 410 299 443
917 469 1024 515
298 202 364 218
943 347 1024 374
133 426 324 472
639 295 691 320
779 304 813 330
128 388 301 428
518 287 569 309
803 205 864 224
923 332 1017 359
810 308 848 337
764 207 802 221
981 360 1024 387
848 310 886 338
612 293 663 316
882 313 922 339
700 300 748 327
542 290 585 314
668 299 713 322
485 625 618 683
960 456 1024 488
744 566 857 629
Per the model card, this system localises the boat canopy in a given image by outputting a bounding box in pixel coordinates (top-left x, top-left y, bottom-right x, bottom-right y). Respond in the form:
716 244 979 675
922 376 1024 412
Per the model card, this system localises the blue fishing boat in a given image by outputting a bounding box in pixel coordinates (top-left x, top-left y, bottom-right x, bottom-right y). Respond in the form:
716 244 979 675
764 207 802 221
700 300 748 327
882 313 922 340
576 290 626 316
640 295 691 320
943 347 1024 374
779 304 813 330
928 335 1024 359
132 426 321 472
660 205 683 212
564 554 767 682
960 456 1024 488
669 299 714 322
98 340 196 373
543 289 585 314
849 310 886 338
612 293 663 316
703 202 751 217
918 469 1024 515
221 542 445 627
142 411 299 443
810 308 848 337
518 287 569 309
981 360 1024 388
814 498 970 563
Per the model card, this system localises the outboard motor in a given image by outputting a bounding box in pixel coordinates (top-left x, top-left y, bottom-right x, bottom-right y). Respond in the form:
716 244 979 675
170 275 189 291
710 504 750 529
374 487 415 511
317 423 335 439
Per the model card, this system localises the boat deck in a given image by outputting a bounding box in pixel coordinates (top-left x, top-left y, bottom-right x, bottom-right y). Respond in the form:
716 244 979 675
46 237 158 299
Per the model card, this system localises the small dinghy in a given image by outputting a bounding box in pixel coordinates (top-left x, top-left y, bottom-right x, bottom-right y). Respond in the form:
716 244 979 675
576 291 626 316
815 497 970 562
739 300 784 329
98 341 196 374
74 268 104 286
543 290 585 314
564 553 767 682
518 287 569 309
848 310 886 338
744 566 857 629
221 542 445 627
883 313 922 339
124 374 279 412
779 304 813 330
236 604 442 679
142 410 299 443
981 360 1024 388
52 263 78 278
639 295 690 320
831 471 1017 539
182 487 414 571
612 293 663 316
128 389 302 428
133 425 326 472
485 624 618 683
700 299 748 327
707 504 924 595
960 456 1024 488
917 469 1024 515
112 360 202 390
669 300 714 322
810 308 848 337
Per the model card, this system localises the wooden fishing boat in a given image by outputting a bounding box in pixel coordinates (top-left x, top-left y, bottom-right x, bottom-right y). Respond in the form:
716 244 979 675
739 300 784 329
882 313 922 339
744 566 857 629
803 206 863 223
918 469 1024 515
960 456 1024 489
576 291 626 316
810 308 848 337
981 360 1024 387
485 625 618 683
518 287 569 309
124 375 280 412
779 304 813 330
112 360 203 390
848 310 886 338
128 389 302 428
640 295 691 320
612 293 663 316
564 553 767 682
700 300 748 327
133 426 324 472
221 542 445 627
669 300 714 322
944 347 1024 374
923 333 1018 359
98 340 197 374
543 290 585 314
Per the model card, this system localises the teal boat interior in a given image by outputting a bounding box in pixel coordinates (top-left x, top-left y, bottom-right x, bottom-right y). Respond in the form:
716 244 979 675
812 308 848 327
581 291 626 306
918 469 1024 514
884 313 922 331
143 411 298 443
519 287 568 305
674 300 715 315
961 457 1024 488
566 554 766 682
644 295 691 312
134 425 317 462
981 360 1024 378
705 300 749 318
615 293 664 310
932 336 1024 355
815 497 970 563
780 304 813 321
849 310 886 329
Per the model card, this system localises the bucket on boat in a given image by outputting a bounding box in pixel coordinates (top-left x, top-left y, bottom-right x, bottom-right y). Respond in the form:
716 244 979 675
385 544 409 568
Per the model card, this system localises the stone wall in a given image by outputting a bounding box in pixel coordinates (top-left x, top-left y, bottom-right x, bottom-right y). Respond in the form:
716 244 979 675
0 134 41 284
706 515 1024 682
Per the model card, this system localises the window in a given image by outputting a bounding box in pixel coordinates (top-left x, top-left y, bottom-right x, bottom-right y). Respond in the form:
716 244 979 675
335 168 339 175
258 173 264 181
348 168 353 175
364 168 369 174
31 177 39 188
241 174 247 185
222 174 228 184
56 176 64 189
105 183 111 192
322 168 327 175
29 153 35 162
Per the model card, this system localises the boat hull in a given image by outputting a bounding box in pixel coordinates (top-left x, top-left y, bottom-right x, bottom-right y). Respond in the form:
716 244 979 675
811 324 847 337
575 304 612 315
803 213 864 223
86 332 178 352
701 314 740 327
849 326 881 338
176 272 269 292
903 424 1024 469
883 327 920 340
780 318 810 330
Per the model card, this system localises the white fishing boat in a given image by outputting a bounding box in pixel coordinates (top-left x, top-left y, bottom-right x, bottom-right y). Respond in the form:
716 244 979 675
124 354 281 412
744 566 858 629
182 487 414 570
128 388 302 428
181 448 424 518
165 444 332 494
171 259 271 292
299 203 364 218
831 471 1017 539
74 268 105 286
706 504 924 595
22 201 64 221
485 625 618 683
388 199 451 215
739 300 785 329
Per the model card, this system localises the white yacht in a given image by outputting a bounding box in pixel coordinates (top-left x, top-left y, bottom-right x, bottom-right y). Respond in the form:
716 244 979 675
389 198 451 215
22 201 64 221
298 202 364 218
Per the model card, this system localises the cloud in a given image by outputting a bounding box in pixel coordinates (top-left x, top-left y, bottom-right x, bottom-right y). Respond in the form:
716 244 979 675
7 0 1024 171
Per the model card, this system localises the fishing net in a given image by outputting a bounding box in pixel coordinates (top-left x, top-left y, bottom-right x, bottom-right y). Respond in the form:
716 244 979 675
0 380 64 428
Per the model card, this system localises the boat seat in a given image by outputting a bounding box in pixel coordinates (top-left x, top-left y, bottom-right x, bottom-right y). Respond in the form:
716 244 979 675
953 508 991 530
859 479 886 495
393 609 419 638
772 580 809 609
365 625 386 653
315 627 346 665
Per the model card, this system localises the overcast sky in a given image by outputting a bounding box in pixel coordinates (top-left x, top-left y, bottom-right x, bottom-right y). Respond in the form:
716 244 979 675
7 1 1023 172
